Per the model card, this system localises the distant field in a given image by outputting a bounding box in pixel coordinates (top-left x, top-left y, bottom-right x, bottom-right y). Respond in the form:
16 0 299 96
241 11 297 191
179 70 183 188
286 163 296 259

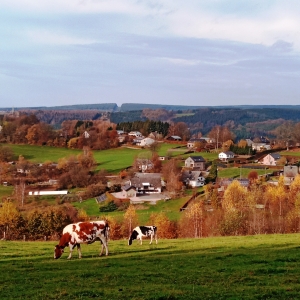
5 143 218 173
280 150 300 157
7 144 82 163
1 234 300 299
73 196 189 222
217 166 281 179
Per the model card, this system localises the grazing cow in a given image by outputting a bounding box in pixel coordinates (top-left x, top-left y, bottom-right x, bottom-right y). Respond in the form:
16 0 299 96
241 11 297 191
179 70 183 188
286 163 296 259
54 221 109 259
128 226 157 245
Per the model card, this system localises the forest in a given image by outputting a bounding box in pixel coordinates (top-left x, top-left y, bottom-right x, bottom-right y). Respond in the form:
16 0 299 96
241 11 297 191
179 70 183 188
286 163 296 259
3 105 300 140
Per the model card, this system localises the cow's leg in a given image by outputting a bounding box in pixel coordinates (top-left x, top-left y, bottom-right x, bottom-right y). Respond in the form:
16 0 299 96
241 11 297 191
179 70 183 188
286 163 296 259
77 244 82 259
140 237 142 245
99 239 108 256
99 242 104 256
67 244 76 259
155 233 158 244
149 234 153 244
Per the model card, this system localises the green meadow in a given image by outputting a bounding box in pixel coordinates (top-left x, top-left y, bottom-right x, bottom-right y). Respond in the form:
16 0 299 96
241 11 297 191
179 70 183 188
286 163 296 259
1 234 300 299
7 143 201 173
73 196 189 222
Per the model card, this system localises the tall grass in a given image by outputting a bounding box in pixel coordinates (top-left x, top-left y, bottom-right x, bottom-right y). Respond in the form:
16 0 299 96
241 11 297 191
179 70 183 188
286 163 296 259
1 234 300 299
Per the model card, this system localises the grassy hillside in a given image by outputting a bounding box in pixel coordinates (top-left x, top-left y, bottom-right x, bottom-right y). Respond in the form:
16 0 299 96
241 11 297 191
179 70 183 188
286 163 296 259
9 144 82 163
6 143 218 173
73 196 189 222
1 234 300 299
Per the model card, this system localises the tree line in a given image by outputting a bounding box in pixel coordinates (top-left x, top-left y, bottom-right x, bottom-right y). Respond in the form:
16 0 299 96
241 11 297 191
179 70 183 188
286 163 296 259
3 174 300 241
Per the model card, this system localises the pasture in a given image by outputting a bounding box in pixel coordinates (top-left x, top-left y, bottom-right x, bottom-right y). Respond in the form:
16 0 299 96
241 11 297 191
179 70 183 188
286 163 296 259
73 196 189 222
6 143 217 173
1 234 300 299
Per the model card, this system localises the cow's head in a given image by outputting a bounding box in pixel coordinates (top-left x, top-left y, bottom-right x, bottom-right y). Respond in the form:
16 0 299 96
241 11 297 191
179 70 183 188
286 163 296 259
128 229 138 246
54 245 64 259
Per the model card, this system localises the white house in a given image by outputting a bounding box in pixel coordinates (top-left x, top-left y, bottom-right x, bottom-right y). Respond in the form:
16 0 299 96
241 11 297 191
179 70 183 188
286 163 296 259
182 170 206 187
218 151 235 161
252 143 271 151
260 153 282 166
137 137 155 147
184 156 206 171
130 173 163 194
128 131 143 137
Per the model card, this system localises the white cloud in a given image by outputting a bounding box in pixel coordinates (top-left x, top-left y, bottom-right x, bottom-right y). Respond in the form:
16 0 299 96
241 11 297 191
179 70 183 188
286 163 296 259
0 0 145 14
26 29 97 46
2 1 300 49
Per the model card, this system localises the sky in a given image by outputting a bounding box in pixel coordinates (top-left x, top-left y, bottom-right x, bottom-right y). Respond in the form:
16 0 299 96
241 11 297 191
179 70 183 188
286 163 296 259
1 0 300 108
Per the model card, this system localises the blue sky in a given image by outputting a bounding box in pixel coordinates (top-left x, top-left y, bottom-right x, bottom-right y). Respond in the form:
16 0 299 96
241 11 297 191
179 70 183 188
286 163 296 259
1 0 300 108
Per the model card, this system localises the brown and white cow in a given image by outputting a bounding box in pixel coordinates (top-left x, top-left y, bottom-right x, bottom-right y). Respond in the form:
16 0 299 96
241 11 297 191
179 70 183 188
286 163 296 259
54 221 109 259
128 226 157 245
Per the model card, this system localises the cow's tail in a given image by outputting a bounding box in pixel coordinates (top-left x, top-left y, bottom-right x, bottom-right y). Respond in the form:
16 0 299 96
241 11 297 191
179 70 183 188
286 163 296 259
104 221 110 241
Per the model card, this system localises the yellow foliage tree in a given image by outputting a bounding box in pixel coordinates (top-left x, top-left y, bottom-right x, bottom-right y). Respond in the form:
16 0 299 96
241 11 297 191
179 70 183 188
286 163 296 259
289 174 300 196
149 212 176 239
100 215 122 240
185 201 205 238
122 204 138 238
0 201 20 239
77 209 89 221
222 180 247 212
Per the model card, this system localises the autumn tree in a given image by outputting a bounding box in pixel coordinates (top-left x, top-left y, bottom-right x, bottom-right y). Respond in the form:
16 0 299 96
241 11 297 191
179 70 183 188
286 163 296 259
264 176 288 233
25 123 55 145
237 139 248 148
78 146 96 169
122 204 138 239
151 152 162 173
0 201 20 240
161 158 182 198
181 201 205 238
274 121 294 150
222 180 247 212
0 145 13 162
208 126 235 151
248 171 258 184
100 215 122 240
168 122 190 141
222 140 234 152
149 212 177 239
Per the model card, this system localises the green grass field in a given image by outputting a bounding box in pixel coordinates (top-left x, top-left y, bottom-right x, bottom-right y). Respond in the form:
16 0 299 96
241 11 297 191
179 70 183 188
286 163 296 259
7 143 205 173
0 185 14 199
73 196 189 222
1 234 300 299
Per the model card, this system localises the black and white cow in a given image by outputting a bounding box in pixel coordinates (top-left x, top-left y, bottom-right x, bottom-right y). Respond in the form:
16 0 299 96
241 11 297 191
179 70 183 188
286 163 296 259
128 226 157 245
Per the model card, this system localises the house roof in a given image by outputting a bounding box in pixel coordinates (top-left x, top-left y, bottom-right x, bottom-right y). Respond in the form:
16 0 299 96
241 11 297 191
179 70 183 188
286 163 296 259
269 153 281 160
95 193 108 203
122 184 136 191
188 138 207 143
181 170 202 181
187 156 205 162
167 135 182 140
220 151 235 156
130 173 162 188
